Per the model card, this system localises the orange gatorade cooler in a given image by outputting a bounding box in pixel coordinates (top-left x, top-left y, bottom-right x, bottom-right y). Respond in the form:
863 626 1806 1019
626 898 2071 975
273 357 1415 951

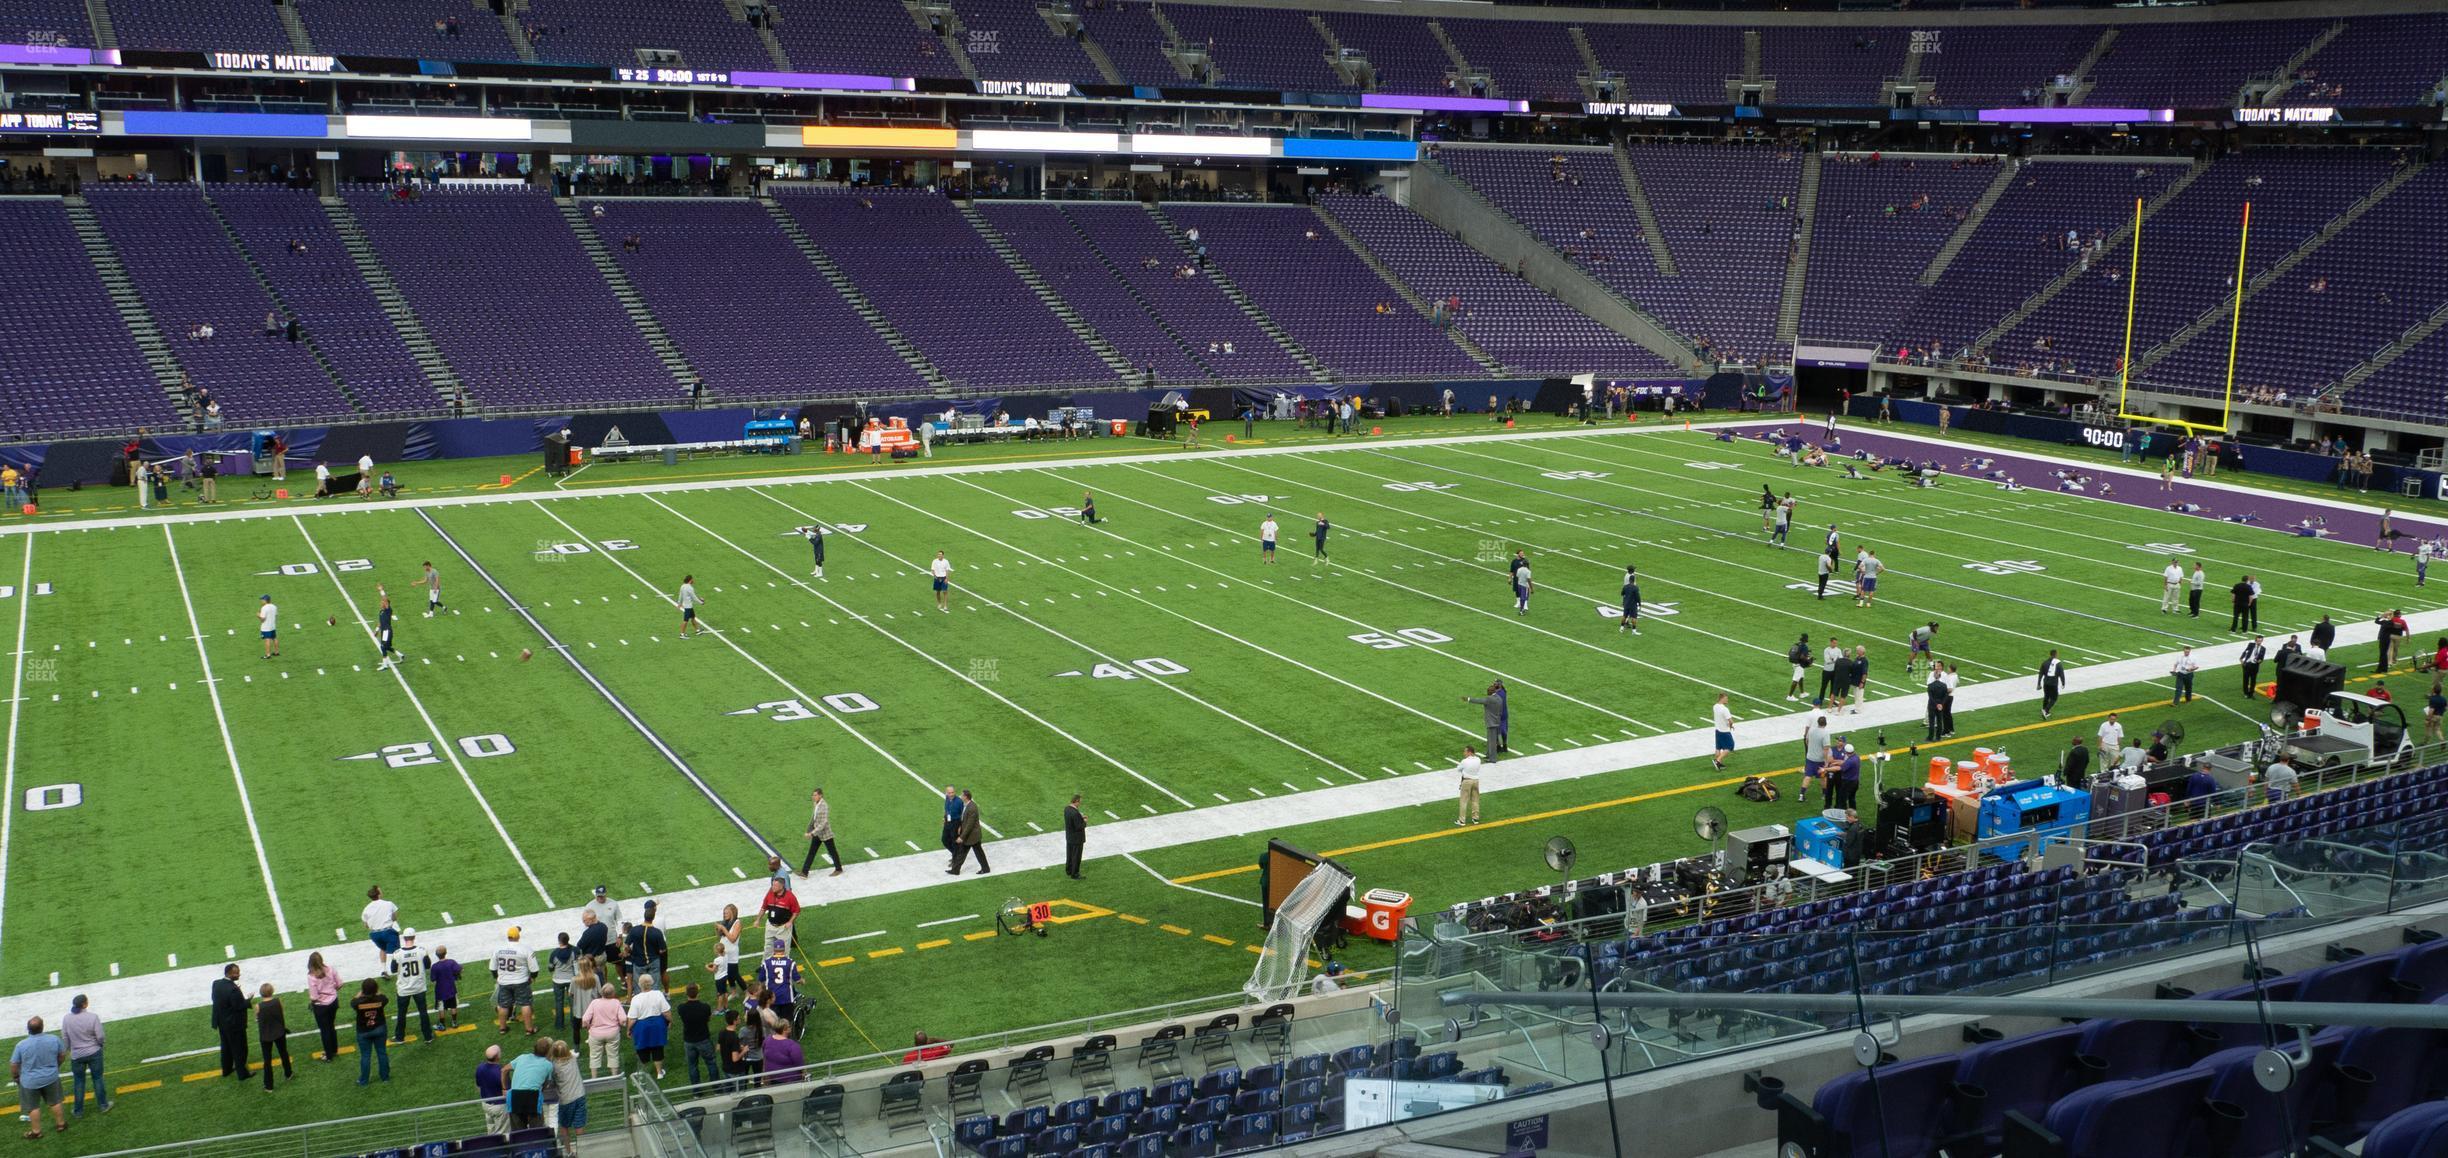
1352 888 1411 942
1956 761 1978 791
1928 756 1950 785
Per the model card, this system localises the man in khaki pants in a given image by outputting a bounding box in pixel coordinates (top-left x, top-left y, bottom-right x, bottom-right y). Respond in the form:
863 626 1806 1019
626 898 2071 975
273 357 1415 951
1455 745 1483 826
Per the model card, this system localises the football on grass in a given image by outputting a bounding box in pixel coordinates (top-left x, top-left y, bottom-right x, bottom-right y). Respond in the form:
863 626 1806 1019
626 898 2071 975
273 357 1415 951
326 616 336 626
519 648 533 662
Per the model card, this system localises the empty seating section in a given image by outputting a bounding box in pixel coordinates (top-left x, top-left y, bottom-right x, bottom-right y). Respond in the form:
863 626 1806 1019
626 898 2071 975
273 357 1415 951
578 199 922 401
1759 27 1909 105
207 185 440 416
1061 205 1304 381
2080 18 2327 108
293 0 522 62
84 185 352 423
768 0 964 79
1799 157 2002 348
1317 11 1453 94
1437 20 1583 102
1165 206 1483 382
1320 195 1675 376
2137 764 2444 868
1158 5 1343 92
982 202 1206 382
341 186 679 409
519 0 771 70
2153 165 2448 399
1899 161 2173 351
6 0 94 47
1624 144 1799 358
0 201 174 439
1076 2 1180 87
1913 26 2102 108
777 188 1112 388
950 0 1100 84
102 0 286 52
2000 153 2391 387
2355 325 2448 422
1580 24 1742 107
2289 13 2448 106
1437 146 1664 327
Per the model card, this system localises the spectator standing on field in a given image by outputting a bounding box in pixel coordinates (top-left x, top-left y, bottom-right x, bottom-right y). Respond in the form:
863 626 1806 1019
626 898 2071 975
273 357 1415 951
350 980 391 1085
678 983 717 1086
304 953 341 1062
1512 557 1534 615
761 874 802 952
951 790 989 874
256 983 293 1089
1455 745 1484 826
212 964 252 1081
62 996 106 1116
2188 562 2206 617
579 984 626 1078
2038 649 2067 719
548 934 578 1030
362 885 398 963
493 927 537 1036
2160 558 2184 613
551 1040 588 1142
12 1017 68 1138
802 787 842 877
938 786 962 861
2240 636 2268 699
1063 794 1088 878
582 886 621 948
505 1039 553 1130
431 946 462 1029
1465 681 1509 756
624 974 671 1082
389 930 433 1042
1711 693 1736 770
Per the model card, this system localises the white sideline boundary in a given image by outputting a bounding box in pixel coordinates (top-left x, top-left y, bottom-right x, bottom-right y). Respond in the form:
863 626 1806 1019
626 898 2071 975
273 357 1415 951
4 418 2443 1024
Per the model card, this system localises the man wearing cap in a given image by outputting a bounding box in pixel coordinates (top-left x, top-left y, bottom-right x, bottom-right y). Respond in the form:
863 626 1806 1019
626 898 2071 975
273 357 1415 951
760 875 801 955
492 927 536 1036
582 887 620 944
1831 741 1862 813
387 929 434 1043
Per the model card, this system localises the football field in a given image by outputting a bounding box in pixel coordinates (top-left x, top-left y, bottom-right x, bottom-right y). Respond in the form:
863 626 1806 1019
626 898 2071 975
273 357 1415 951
2 421 2436 997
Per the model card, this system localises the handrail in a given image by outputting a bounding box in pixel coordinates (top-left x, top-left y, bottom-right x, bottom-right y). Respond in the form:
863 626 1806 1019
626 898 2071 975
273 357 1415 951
1442 988 2448 1029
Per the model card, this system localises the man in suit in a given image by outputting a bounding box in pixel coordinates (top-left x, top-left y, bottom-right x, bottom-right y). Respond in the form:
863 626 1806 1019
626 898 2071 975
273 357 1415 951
2229 576 2254 632
210 964 251 1080
938 786 962 860
2239 636 2268 699
1062 795 1088 879
2037 649 2066 719
949 791 988 875
2310 615 2336 655
2058 737 2092 792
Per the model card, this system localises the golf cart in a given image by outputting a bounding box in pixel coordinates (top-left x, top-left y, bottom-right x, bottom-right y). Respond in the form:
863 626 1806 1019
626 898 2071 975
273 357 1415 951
2281 691 2413 770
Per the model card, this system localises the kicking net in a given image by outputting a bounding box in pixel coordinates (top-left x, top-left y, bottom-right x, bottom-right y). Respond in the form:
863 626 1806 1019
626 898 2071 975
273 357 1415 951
1244 859 1355 1002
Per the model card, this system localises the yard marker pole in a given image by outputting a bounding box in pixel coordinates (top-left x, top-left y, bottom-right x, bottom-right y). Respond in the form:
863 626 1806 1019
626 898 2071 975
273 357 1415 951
2117 196 2143 418
2219 201 2252 437
164 527 295 948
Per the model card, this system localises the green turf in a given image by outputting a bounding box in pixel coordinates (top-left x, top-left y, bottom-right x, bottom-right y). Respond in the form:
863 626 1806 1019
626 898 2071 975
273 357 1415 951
3 420 2438 1152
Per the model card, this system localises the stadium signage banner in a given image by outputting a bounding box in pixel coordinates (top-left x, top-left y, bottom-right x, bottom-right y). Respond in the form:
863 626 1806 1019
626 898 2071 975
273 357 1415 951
343 114 532 141
978 79 1076 99
1979 106 2175 124
209 50 341 73
2233 106 2338 124
613 66 730 86
0 43 114 66
121 110 329 138
731 70 915 92
0 110 100 134
1582 102 1680 118
1360 93 1528 114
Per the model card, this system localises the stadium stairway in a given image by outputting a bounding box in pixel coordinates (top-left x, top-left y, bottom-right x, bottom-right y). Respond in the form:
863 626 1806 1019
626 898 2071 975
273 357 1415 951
1917 161 2020 287
80 0 117 51
60 194 193 421
319 194 467 408
557 198 704 397
1142 204 1329 382
1774 151 1822 351
1610 139 1681 277
1968 155 2213 352
1052 206 1222 381
2328 296 2448 407
197 188 369 416
756 194 950 391
957 201 1138 379
1306 204 1506 376
2135 156 2430 375
1428 19 1477 91
275 0 315 54
2063 28 2118 105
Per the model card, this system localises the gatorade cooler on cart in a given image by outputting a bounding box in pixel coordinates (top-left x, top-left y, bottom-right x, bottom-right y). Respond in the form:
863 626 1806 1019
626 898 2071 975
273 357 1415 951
1341 888 1412 943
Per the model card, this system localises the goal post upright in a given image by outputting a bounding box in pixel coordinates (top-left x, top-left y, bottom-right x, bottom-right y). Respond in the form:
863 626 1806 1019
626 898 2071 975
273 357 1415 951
2116 197 2247 437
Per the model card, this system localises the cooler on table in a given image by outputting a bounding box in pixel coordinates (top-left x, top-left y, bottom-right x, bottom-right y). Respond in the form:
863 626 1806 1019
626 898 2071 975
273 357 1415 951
1341 888 1412 942
1794 816 1847 868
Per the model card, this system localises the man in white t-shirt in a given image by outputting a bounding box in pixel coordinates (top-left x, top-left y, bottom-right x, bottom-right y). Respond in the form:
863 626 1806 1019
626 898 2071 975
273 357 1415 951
677 575 703 638
1710 693 1736 771
491 927 536 1036
1454 745 1483 827
258 595 281 660
930 552 953 611
2159 559 2184 613
361 885 399 962
357 454 375 498
1259 517 1278 564
2097 712 2125 766
313 461 331 498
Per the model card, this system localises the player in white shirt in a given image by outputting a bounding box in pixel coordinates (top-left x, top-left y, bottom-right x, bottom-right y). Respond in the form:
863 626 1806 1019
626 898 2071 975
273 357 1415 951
1710 693 1735 770
491 927 536 1035
1454 745 1483 827
362 885 399 962
930 552 953 611
2159 559 2184 613
412 561 443 617
1259 517 1278 564
677 575 703 638
258 594 281 659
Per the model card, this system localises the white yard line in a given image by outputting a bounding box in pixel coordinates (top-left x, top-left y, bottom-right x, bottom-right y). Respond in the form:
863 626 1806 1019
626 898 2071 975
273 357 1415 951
656 492 1197 809
163 527 294 949
0 539 29 968
291 517 552 907
1121 852 1262 908
528 502 943 800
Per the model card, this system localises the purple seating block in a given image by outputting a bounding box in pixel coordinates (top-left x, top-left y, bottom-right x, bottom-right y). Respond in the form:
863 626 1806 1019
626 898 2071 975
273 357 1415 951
0 200 175 438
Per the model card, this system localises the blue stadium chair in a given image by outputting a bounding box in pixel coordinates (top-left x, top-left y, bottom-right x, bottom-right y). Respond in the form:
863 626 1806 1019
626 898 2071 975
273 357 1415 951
2018 1070 2219 1158
1510 1083 1554 1097
1221 1111 1277 1151
1052 1098 1098 1127
1073 1146 1110 1158
2198 1032 2349 1157
1951 1024 2089 1150
1281 1102 1322 1142
1287 1053 1328 1082
1130 1105 1181 1137
954 1116 997 1148
2393 938 2448 1002
2077 1017 2224 1080
1330 1045 1374 1074
2361 1100 2448 1158
1187 1094 1232 1124
1193 1067 1240 1099
1231 1088 1281 1116
1028 1123 1079 1155
2319 1023 2448 1138
1167 1122 1219 1157
1786 1053 1959 1158
1083 1114 1130 1145
1112 1136 1163 1158
1238 1062 1282 1092
2296 951 2405 1006
1284 1077 1324 1106
977 1140 1025 1158
1002 1106 1050 1138
1096 1088 1144 1119
1148 1079 1192 1108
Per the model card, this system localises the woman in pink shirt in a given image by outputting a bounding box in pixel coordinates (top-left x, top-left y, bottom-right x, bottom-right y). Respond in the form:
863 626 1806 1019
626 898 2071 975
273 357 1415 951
304 952 342 1063
579 984 627 1078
